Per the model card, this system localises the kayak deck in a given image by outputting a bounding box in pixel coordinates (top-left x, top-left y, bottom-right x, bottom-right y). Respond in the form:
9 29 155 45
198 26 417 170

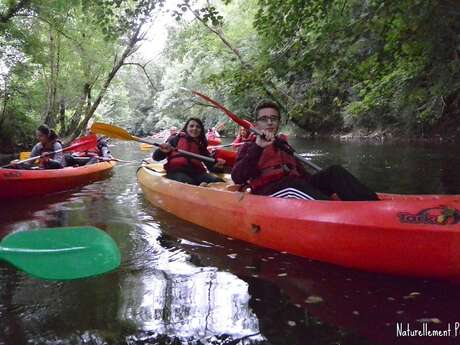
137 163 460 279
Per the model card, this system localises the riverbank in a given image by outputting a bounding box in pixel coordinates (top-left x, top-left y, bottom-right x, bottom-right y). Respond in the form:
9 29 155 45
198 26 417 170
282 121 460 144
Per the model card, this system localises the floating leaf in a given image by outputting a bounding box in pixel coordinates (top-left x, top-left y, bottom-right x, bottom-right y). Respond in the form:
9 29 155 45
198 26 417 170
305 296 324 304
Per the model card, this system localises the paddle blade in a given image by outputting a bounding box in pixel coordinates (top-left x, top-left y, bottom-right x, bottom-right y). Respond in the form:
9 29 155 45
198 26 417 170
190 90 253 128
0 227 121 280
67 134 98 153
91 122 134 141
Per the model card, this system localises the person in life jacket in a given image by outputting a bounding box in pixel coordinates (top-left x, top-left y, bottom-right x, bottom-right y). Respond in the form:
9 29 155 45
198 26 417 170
232 127 251 150
63 123 112 167
153 117 226 185
231 101 379 201
10 124 64 169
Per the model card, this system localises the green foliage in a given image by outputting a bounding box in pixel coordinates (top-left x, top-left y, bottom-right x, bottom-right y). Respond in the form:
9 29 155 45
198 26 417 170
159 0 460 136
252 0 460 133
0 0 163 151
2 0 460 152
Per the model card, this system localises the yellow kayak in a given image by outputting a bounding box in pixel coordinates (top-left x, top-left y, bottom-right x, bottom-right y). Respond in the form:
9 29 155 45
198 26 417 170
139 143 153 151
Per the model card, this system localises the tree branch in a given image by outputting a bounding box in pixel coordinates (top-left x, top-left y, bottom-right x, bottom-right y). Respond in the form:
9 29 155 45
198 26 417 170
122 62 158 91
0 0 30 24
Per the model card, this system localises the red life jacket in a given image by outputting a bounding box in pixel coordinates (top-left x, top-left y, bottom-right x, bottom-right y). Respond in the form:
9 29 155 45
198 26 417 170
249 135 302 190
164 132 207 173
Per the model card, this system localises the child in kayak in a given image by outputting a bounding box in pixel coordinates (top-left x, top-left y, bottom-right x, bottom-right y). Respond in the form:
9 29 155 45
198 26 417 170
153 117 226 185
10 124 63 169
231 101 379 201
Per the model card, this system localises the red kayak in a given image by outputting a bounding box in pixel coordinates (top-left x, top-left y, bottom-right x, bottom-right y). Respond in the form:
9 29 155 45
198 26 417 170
212 148 236 167
207 137 222 146
138 163 460 280
0 161 115 199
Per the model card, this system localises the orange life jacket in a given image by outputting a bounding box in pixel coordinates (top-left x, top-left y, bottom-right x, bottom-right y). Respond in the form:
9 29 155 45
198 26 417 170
164 132 207 173
249 135 302 190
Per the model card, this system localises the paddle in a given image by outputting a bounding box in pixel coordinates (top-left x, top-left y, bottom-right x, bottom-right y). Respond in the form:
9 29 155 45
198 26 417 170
2 135 98 168
184 88 322 172
90 122 217 164
17 135 97 162
0 226 120 280
208 142 243 149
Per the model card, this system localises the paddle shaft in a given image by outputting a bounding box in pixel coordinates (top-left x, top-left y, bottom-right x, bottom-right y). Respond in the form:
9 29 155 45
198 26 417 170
135 136 217 164
2 138 96 168
1 148 65 168
208 142 243 149
90 122 217 164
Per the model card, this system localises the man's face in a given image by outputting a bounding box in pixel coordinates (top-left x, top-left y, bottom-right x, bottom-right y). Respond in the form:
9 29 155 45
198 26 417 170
255 107 280 134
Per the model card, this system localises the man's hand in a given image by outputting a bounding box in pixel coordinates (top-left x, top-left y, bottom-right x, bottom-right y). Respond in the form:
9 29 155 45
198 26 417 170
255 130 275 148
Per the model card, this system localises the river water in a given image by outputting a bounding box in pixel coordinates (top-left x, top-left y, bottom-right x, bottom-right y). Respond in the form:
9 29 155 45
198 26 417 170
1 139 460 345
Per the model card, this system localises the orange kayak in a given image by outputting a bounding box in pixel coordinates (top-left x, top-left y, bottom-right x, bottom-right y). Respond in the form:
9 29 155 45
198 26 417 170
0 161 115 199
138 163 460 279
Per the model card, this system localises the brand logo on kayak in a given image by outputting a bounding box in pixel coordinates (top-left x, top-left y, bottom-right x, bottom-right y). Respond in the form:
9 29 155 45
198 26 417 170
398 206 460 225
3 171 22 178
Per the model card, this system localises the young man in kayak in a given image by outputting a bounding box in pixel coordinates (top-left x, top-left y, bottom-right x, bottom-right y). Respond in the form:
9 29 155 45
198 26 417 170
231 101 379 201
153 117 226 185
11 124 64 169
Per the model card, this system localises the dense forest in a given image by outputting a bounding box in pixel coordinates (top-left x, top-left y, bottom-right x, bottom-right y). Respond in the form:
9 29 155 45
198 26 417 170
1 0 459 152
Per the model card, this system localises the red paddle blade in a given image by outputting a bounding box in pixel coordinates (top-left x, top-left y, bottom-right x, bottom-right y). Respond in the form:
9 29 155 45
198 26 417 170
191 90 253 129
66 135 97 153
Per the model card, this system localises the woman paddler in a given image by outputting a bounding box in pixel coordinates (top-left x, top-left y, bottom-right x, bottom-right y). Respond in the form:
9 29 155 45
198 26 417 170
153 117 226 185
10 124 64 169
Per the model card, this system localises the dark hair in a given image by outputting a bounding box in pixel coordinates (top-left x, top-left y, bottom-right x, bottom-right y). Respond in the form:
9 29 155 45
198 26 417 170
254 100 281 119
181 117 207 146
37 124 58 141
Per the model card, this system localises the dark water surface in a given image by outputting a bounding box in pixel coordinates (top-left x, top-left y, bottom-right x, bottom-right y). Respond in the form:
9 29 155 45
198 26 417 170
1 139 460 345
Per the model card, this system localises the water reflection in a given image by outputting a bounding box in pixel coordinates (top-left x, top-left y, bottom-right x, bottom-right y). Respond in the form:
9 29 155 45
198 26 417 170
120 267 262 341
0 145 264 344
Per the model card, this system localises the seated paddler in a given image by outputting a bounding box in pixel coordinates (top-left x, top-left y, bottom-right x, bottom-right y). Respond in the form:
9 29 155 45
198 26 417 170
231 100 379 201
153 117 226 185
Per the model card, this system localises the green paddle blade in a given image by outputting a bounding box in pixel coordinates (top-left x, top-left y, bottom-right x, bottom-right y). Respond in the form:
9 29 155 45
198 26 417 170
0 227 121 280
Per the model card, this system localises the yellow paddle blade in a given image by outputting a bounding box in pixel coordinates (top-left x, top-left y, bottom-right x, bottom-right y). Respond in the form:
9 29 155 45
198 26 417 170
19 151 31 160
90 122 135 141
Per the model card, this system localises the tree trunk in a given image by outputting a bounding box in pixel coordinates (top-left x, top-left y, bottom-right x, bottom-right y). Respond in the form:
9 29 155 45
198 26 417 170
64 23 145 141
187 4 290 112
0 89 8 129
43 27 60 128
64 83 91 138
57 96 66 133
